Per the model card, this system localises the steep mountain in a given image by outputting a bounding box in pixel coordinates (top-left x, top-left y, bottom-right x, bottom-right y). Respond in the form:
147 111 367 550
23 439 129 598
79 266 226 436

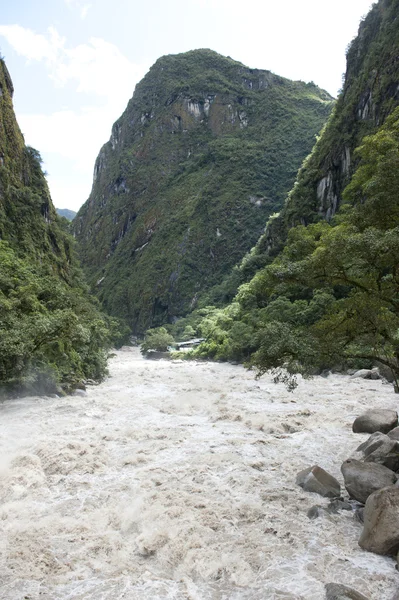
257 0 399 255
56 208 77 221
199 0 399 309
0 59 115 396
74 49 333 333
189 0 399 384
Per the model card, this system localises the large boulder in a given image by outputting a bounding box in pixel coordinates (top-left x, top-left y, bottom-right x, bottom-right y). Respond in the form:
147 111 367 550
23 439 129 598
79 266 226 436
355 432 399 471
296 465 341 498
325 583 370 600
352 409 398 434
388 427 399 441
341 459 397 504
350 368 380 380
359 486 399 555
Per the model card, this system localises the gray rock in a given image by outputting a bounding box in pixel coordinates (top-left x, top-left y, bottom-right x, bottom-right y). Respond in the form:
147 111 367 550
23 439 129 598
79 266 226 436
375 361 397 383
325 583 370 600
359 486 399 555
355 507 364 523
326 498 353 513
388 427 399 441
307 505 322 519
350 368 380 380
307 499 352 520
341 459 397 504
296 465 340 498
356 432 399 471
352 409 398 434
392 588 399 600
145 350 171 360
72 389 88 397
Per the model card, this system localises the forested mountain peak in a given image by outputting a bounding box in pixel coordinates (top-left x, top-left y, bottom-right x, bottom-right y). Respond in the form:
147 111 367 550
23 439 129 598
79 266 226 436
74 49 333 333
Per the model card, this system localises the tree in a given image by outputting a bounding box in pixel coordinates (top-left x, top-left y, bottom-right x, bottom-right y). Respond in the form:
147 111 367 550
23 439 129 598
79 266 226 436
195 107 399 389
141 327 175 354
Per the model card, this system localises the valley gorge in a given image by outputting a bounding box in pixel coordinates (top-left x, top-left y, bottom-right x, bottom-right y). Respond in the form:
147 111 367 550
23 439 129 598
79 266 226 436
1 0 399 597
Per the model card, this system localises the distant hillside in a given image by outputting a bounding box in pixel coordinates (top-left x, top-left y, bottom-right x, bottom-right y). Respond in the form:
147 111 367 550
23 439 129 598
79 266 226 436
0 59 115 396
56 208 77 221
74 49 333 333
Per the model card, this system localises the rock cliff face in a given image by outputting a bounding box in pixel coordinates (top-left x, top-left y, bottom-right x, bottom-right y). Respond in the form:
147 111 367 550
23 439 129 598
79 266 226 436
0 60 64 264
258 0 399 255
0 59 112 395
74 49 333 332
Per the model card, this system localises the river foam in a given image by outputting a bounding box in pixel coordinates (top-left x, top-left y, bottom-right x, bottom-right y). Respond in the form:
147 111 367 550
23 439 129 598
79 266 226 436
0 348 398 599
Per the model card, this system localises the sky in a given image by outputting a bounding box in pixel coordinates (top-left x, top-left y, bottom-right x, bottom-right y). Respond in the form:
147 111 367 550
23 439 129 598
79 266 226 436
0 0 375 212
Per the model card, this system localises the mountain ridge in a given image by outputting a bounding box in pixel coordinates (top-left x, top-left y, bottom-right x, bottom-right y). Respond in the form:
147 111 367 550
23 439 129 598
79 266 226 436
74 49 333 333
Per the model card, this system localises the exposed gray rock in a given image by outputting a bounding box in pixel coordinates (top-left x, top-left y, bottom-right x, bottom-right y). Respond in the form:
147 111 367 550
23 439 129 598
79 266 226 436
296 465 341 498
341 459 397 504
145 351 171 360
392 588 399 600
352 409 398 434
355 432 399 471
307 499 353 520
375 361 397 383
359 486 399 555
355 507 364 523
326 498 353 513
307 505 322 519
350 368 380 380
388 427 399 441
325 582 370 600
72 389 88 397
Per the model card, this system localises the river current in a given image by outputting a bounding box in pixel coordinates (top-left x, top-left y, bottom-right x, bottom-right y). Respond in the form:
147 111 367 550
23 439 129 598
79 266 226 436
0 348 398 599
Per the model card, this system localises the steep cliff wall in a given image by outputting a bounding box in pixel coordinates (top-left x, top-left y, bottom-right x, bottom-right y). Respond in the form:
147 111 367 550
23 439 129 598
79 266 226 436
259 0 399 255
74 49 333 332
0 59 113 395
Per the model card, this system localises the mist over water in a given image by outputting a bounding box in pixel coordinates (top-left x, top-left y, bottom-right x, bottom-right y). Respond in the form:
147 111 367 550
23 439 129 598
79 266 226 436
0 348 398 599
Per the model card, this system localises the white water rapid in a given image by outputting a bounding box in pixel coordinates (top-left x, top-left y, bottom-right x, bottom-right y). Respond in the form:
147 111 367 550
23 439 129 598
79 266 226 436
0 348 398 599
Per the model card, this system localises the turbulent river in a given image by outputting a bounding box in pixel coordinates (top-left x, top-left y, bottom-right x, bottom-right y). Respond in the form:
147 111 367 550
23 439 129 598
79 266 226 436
1 348 398 599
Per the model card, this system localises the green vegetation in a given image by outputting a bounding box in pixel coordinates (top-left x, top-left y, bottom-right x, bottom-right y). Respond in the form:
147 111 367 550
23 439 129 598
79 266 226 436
75 49 333 333
140 327 175 354
182 1 399 389
255 0 399 243
0 59 120 396
189 104 399 389
0 241 118 395
56 208 77 221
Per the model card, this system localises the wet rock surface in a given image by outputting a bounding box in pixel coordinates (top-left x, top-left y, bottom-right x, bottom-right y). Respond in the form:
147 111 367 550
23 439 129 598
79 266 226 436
355 432 399 471
325 582 370 600
359 486 399 555
388 427 399 441
341 459 397 504
350 368 380 381
352 409 398 434
296 465 341 498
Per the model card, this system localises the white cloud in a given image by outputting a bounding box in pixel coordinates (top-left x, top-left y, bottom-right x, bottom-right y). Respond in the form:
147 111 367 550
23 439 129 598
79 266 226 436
0 25 64 63
0 24 148 210
55 37 143 103
0 25 143 103
64 0 92 19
